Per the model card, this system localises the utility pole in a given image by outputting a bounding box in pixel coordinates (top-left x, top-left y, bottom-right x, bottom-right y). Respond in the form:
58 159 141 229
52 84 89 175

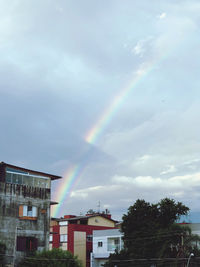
181 233 185 267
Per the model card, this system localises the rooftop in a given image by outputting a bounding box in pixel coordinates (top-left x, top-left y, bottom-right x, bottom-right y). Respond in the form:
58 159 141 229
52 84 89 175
57 213 117 223
93 228 122 237
0 162 62 180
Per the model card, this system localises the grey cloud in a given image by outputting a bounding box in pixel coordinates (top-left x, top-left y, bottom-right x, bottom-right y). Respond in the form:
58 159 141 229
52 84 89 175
1 0 200 221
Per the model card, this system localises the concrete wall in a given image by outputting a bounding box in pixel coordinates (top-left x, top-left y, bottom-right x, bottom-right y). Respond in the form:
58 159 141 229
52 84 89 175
91 229 123 267
0 182 51 266
88 216 115 227
74 231 86 267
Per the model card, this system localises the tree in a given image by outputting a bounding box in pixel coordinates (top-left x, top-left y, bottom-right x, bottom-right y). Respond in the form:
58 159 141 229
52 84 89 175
18 248 83 267
104 198 200 267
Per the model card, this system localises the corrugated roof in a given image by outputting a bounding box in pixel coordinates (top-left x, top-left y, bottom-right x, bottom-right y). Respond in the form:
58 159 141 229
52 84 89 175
0 162 62 180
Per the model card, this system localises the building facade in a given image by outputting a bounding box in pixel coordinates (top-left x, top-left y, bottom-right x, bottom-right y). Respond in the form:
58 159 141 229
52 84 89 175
0 162 61 266
50 214 117 267
91 229 123 267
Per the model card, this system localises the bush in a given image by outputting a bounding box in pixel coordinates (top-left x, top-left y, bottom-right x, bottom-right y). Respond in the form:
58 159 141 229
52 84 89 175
19 248 83 267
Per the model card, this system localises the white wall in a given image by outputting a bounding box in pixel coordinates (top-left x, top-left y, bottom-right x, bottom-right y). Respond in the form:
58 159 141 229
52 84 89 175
91 229 123 267
93 234 123 254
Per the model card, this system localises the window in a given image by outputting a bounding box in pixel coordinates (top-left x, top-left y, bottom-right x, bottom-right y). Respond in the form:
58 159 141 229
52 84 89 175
98 241 103 247
114 239 119 245
19 205 37 219
5 168 51 189
49 235 53 242
60 234 68 242
59 221 68 226
12 173 23 184
17 236 38 252
107 237 120 252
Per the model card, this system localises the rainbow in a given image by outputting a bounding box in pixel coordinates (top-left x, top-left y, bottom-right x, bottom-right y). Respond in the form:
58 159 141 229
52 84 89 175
52 58 158 217
85 62 154 144
51 164 85 217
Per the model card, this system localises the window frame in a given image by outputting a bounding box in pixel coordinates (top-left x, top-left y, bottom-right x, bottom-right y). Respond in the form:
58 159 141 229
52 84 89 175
17 236 38 252
60 234 68 243
19 205 38 220
98 241 103 247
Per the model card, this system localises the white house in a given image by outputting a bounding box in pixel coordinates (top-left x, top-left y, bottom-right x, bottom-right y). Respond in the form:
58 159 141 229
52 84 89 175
90 229 123 267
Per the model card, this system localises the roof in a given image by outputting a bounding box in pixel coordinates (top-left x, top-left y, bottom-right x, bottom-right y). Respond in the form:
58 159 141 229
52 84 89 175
0 162 62 180
58 214 117 223
93 228 122 237
50 201 59 205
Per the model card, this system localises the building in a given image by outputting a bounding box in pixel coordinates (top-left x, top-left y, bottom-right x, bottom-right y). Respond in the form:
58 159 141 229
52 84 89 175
90 228 123 267
50 213 117 267
0 162 61 266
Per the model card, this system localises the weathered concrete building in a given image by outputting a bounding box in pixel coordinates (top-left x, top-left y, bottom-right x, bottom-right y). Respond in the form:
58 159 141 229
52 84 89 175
0 162 61 266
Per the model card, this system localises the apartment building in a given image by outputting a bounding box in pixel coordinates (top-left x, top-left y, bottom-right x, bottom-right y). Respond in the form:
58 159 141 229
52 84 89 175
50 213 117 267
0 162 61 266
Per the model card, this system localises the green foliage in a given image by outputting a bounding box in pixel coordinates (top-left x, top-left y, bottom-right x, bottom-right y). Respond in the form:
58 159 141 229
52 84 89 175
18 248 83 267
104 198 200 267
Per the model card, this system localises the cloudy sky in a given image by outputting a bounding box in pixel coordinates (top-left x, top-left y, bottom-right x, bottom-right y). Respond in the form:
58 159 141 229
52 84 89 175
1 0 200 221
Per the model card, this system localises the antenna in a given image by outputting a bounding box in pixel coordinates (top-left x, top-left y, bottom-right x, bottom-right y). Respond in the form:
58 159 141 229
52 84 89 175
97 201 101 213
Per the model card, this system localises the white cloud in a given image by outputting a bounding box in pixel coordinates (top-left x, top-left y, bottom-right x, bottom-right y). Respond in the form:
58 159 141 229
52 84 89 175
71 185 118 199
68 171 200 220
158 12 166 19
135 154 151 164
112 173 200 191
1 0 200 221
131 36 154 58
132 42 144 57
182 158 200 166
161 165 177 175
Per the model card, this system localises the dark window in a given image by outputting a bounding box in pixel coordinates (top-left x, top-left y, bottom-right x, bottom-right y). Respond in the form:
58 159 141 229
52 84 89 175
27 206 32 216
26 237 37 251
114 239 119 245
80 220 87 225
17 236 26 251
98 241 103 247
17 236 38 252
6 172 12 183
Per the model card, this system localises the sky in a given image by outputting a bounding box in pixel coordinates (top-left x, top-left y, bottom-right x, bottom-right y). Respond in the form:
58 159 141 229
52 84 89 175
1 0 200 221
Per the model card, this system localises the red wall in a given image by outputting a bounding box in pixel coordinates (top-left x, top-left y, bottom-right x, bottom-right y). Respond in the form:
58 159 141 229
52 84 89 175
52 225 60 248
52 223 116 267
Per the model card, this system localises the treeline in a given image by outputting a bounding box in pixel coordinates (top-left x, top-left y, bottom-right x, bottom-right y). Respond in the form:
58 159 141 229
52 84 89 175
104 198 200 267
